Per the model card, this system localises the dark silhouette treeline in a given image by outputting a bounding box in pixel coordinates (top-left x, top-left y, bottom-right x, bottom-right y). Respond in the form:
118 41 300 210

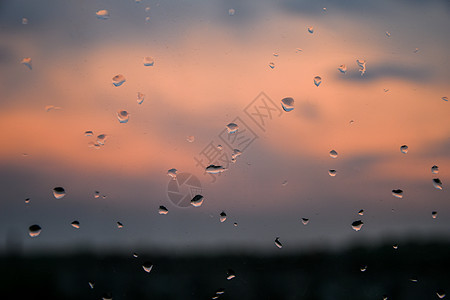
1 241 449 300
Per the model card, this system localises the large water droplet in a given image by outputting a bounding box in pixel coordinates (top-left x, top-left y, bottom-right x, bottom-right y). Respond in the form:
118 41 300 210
328 169 337 177
437 289 446 299
167 168 177 180
400 145 408 154
21 57 32 70
329 150 338 158
137 92 145 104
228 8 235 16
117 222 123 228
356 59 366 76
281 97 295 112
338 65 347 73
117 110 129 123
28 225 41 237
142 262 153 273
314 76 322 87
112 74 126 87
143 57 154 66
432 211 437 219
268 62 275 69
275 237 283 248
191 195 204 207
97 134 107 145
71 221 80 229
432 178 443 190
358 209 364 216
307 26 314 34
220 211 227 223
53 187 66 199
392 189 403 198
226 269 236 280
226 123 239 134
88 281 95 289
159 206 168 215
351 220 363 231
431 165 439 174
96 10 109 20
301 218 309 225
206 165 227 174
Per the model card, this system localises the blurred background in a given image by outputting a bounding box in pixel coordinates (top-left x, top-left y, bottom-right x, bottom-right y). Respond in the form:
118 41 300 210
0 0 449 299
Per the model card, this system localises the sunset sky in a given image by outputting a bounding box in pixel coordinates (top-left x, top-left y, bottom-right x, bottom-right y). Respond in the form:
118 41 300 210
0 0 449 255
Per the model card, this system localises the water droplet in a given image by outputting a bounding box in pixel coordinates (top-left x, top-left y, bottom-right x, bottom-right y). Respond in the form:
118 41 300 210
329 150 338 158
231 149 242 162
431 165 439 174
191 195 204 207
45 105 62 112
117 222 123 228
275 237 283 248
217 145 223 150
360 265 367 272
432 178 443 190
410 277 418 282
84 130 93 136
282 180 288 186
382 295 389 300
28 225 41 237
281 97 295 112
356 59 366 76
219 211 227 223
385 31 391 37
413 47 419 53
228 8 235 16
226 123 238 134
307 26 314 34
392 189 403 198
145 16 150 23
112 74 126 87
358 209 364 216
21 57 32 70
301 218 309 225
145 6 151 12
158 206 168 215
314 76 322 87
186 135 195 143
167 168 177 180
432 211 437 219
349 120 355 125
400 145 408 154
88 142 100 149
233 222 238 227
328 169 337 177
206 165 227 174
268 62 275 69
226 269 236 280
53 187 66 199
393 244 398 249
442 96 448 102
215 288 225 295
133 252 138 258
71 221 80 229
25 198 30 204
323 7 327 11
351 220 364 231
102 292 113 300
88 281 95 289
137 92 145 104
338 64 347 73
295 48 303 53
22 18 28 25
96 10 110 20
143 57 154 66
94 191 100 199
437 289 446 299
117 110 129 123
142 262 153 273
97 134 107 145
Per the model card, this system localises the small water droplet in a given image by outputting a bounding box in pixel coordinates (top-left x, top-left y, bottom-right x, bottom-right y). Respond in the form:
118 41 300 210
385 31 391 37
268 62 275 69
400 145 408 154
167 168 177 180
220 211 227 223
295 48 303 53
186 135 195 143
228 8 235 16
102 292 113 300
393 244 398 249
314 76 322 87
206 164 227 174
145 6 151 12
84 130 93 136
437 289 446 299
431 165 439 174
231 149 242 162
349 120 355 125
53 187 66 199
275 237 283 248
217 145 223 150
45 105 62 112
442 96 448 102
97 134 107 145
337 65 347 74
88 281 95 289
273 52 279 57
432 211 437 219
133 252 138 258
392 189 403 198
88 142 100 149
410 277 418 282
328 169 337 177
25 198 30 204
307 26 314 34
433 178 443 190
137 92 145 104
96 10 109 20
145 16 150 22
382 295 389 300
226 269 236 280
329 150 338 158
358 209 364 216
301 218 309 225
215 288 225 295
413 48 419 53
71 221 80 229
191 195 204 207
281 97 295 112
158 206 168 215
142 261 153 273
117 110 129 123
143 57 154 66
226 123 238 134
112 74 126 87
21 57 32 70
323 7 327 11
360 265 367 272
351 220 364 231
282 180 288 186
94 191 100 199
22 18 28 25
117 222 123 228
28 225 41 237
356 59 366 76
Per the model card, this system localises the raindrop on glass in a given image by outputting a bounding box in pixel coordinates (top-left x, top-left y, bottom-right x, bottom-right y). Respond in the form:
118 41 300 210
143 57 154 66
71 221 80 229
94 191 100 199
413 48 419 53
351 220 363 231
282 180 288 186
220 211 227 223
329 150 338 158
307 26 314 34
442 97 448 102
275 237 283 248
392 189 403 198
186 135 195 143
328 169 337 177
431 165 439 174
432 178 443 190
360 265 367 272
145 16 150 23
96 10 109 20
231 149 242 163
314 76 322 87
226 269 236 280
206 164 227 174
167 168 177 180
356 59 366 76
273 52 279 57
97 134 107 145
268 62 275 69
117 222 123 228
217 145 223 150
102 292 112 300
145 6 150 12
191 195 204 207
393 244 398 249
29 225 41 237
25 198 30 204
383 295 389 300
228 8 235 16
437 289 446 299
88 281 95 289
400 145 408 154
88 142 100 149
133 252 138 258
137 92 145 104
410 277 418 283
358 209 364 216
117 110 129 123
112 74 126 87
226 123 238 134
215 288 225 295
84 130 93 136
385 31 391 37
281 97 295 112
158 206 168 215
432 211 437 219
22 18 28 25
53 187 66 199
338 65 347 73
233 222 238 227
301 218 309 225
21 57 32 70
142 262 153 273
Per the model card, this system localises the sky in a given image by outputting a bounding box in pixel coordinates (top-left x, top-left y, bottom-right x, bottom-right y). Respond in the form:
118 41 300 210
0 0 449 255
